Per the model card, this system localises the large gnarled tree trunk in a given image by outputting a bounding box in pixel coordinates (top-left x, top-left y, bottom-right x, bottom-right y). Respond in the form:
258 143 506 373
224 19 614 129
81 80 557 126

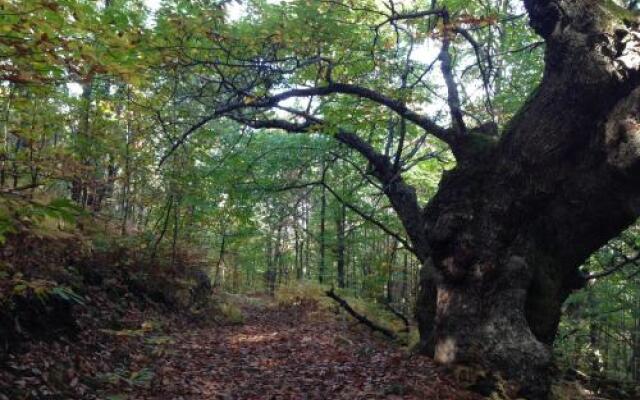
414 1 640 397
169 0 640 397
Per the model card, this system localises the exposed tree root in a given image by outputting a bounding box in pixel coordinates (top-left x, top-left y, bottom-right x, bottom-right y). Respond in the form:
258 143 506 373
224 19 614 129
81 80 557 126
326 288 397 339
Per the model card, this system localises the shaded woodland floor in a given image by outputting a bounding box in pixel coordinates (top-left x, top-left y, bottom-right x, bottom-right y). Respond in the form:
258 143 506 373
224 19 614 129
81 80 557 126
128 296 482 400
0 234 484 399
1 292 484 400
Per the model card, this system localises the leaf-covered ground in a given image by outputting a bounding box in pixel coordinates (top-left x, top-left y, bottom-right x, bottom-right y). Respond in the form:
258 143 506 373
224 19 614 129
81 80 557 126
131 297 481 400
1 293 485 400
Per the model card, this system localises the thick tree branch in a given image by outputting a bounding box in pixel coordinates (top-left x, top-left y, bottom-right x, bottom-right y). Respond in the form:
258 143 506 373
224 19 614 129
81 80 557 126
321 181 412 251
375 3 444 28
276 83 454 141
159 81 457 166
439 11 466 134
266 180 324 193
454 27 495 120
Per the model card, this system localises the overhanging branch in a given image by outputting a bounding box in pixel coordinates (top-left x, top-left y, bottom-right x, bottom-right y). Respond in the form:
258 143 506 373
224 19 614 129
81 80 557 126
321 181 413 252
158 81 457 166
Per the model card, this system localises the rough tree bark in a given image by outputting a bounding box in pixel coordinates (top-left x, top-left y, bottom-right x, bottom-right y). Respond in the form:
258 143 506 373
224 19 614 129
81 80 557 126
413 1 640 398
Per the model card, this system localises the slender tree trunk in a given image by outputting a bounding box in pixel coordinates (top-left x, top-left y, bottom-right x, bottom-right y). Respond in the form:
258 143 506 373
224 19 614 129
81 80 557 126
304 197 311 279
386 238 398 304
586 289 604 375
336 202 346 288
1 83 14 189
622 308 629 379
633 295 640 382
121 88 132 235
295 227 304 280
74 80 93 207
171 195 181 267
213 232 226 289
272 225 283 293
402 252 408 315
11 138 22 189
319 180 327 284
632 291 640 382
150 195 173 264
275 225 285 286
361 226 371 277
29 142 37 194
265 227 274 294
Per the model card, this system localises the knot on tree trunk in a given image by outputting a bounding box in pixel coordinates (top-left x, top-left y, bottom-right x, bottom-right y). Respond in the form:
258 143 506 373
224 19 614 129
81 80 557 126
501 255 533 290
524 0 563 39
605 87 640 179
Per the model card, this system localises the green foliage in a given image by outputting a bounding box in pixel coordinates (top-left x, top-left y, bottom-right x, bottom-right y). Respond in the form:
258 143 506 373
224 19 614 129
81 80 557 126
7 275 85 306
556 223 640 383
0 0 637 389
0 0 545 307
0 196 84 244
50 286 85 305
218 302 245 325
0 208 17 244
99 367 154 388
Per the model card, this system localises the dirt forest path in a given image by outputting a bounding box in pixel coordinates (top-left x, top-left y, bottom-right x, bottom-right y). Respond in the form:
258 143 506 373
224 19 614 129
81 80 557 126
138 297 481 400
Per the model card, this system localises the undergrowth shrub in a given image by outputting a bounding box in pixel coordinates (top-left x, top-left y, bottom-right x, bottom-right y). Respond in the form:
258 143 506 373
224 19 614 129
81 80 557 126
0 201 221 356
275 281 328 308
217 302 244 325
78 227 215 312
0 227 90 357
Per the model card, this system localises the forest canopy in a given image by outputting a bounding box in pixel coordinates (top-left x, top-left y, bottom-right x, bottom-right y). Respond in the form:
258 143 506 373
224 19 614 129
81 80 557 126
1 0 640 399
